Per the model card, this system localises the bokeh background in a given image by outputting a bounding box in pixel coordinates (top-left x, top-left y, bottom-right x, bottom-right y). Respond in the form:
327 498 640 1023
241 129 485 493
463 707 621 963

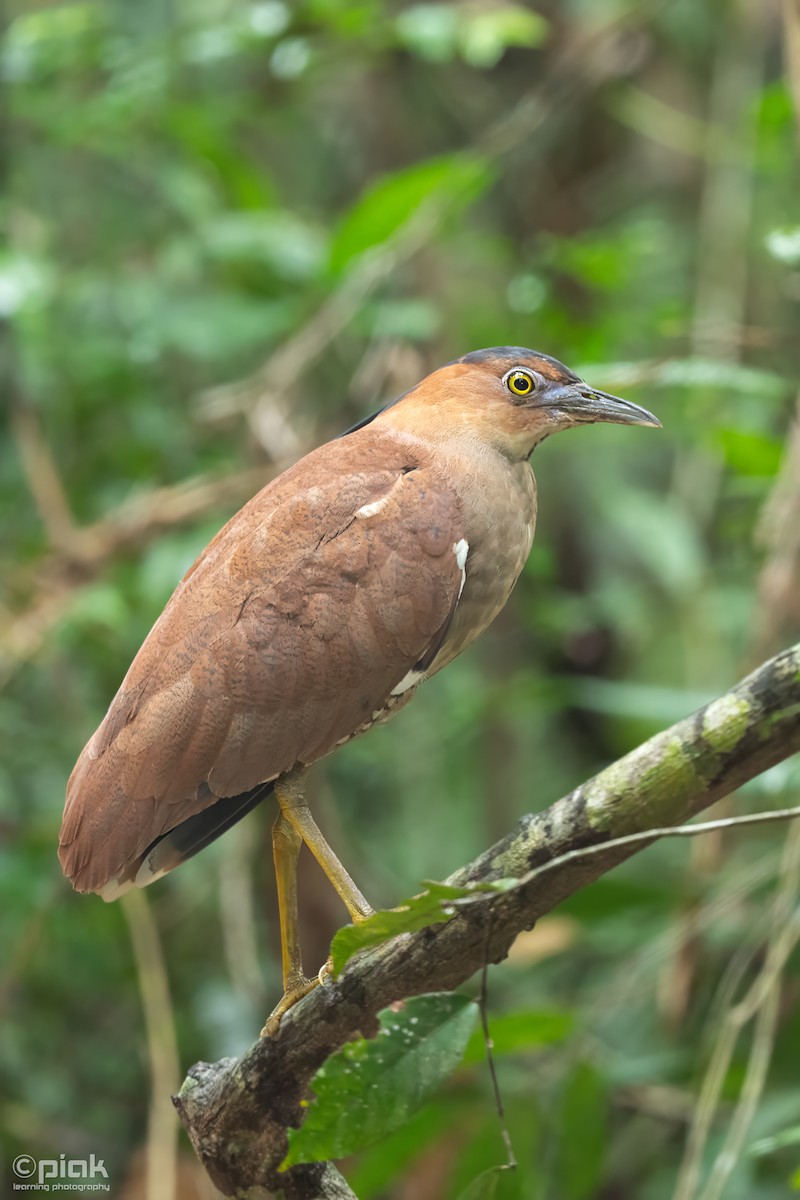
2 1 800 1197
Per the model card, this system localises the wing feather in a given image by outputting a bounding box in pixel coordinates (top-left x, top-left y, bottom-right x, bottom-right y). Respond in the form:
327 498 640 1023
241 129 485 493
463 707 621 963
59 432 465 893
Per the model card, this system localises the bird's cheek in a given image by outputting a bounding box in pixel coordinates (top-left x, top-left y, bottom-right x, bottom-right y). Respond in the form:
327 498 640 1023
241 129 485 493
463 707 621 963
532 408 582 433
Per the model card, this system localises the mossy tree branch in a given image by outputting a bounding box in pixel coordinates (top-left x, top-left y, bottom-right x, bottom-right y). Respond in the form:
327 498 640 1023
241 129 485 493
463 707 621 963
174 643 800 1200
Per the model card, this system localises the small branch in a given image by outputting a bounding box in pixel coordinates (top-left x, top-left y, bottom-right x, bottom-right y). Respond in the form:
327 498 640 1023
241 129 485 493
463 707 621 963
121 890 181 1200
11 403 81 554
175 643 800 1199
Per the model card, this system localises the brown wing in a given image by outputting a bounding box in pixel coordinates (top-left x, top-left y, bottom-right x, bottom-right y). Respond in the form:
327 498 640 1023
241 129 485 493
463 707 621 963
59 430 464 894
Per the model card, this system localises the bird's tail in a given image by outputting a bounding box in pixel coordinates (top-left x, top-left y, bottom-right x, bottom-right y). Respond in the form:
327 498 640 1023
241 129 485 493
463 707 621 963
99 782 275 900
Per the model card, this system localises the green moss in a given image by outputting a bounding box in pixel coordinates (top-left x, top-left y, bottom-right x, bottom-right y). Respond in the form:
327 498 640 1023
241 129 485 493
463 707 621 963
761 700 800 735
587 735 699 834
702 694 750 754
637 736 699 820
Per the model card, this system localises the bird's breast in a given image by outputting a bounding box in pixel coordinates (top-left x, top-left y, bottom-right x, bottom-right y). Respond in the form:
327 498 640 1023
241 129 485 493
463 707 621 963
430 453 537 672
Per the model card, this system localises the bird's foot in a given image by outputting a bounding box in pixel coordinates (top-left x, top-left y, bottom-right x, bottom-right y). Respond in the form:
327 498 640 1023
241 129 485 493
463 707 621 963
260 958 335 1037
261 974 319 1037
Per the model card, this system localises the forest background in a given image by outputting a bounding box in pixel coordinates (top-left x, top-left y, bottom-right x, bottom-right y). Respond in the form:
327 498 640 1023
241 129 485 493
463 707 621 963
2 1 800 1197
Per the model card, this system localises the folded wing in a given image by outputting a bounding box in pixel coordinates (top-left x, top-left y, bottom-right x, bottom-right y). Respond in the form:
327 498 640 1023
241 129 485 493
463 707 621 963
59 433 464 894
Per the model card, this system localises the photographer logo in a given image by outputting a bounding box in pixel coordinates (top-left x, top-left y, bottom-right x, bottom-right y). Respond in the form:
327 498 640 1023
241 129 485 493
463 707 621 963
13 1152 110 1192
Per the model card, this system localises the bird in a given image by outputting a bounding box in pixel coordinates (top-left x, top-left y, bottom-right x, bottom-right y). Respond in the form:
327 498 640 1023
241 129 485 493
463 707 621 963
59 346 659 1032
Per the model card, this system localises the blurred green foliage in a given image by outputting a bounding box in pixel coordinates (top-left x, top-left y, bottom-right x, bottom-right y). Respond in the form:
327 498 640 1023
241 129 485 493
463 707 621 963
2 0 800 1197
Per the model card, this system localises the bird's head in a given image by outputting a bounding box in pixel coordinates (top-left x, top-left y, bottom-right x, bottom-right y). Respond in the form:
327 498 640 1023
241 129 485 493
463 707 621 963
377 346 660 461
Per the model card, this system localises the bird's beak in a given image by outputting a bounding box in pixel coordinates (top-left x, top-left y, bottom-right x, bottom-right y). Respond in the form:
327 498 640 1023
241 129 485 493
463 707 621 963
536 383 661 428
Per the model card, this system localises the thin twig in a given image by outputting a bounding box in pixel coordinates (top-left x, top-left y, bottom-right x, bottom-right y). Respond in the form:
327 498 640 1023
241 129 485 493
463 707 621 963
11 404 81 553
121 890 181 1200
478 922 516 1172
217 821 265 1011
0 464 276 689
477 804 800 900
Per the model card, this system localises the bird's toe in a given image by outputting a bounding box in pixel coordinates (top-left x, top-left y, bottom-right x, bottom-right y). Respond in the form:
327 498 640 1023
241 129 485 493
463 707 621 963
260 974 320 1037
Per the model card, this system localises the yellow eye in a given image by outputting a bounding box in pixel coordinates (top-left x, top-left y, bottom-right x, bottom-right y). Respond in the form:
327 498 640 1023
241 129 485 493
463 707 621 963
506 369 534 397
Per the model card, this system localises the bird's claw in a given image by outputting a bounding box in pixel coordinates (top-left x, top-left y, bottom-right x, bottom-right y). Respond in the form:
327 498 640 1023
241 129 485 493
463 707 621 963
260 973 319 1038
318 956 334 987
260 958 335 1036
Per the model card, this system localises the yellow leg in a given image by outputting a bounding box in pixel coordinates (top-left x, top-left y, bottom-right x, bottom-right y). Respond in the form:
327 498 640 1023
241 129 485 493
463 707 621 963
261 812 317 1037
276 767 374 924
260 767 374 1037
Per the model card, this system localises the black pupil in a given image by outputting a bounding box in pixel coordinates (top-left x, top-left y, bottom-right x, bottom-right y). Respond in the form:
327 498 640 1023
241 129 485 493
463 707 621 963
514 374 530 391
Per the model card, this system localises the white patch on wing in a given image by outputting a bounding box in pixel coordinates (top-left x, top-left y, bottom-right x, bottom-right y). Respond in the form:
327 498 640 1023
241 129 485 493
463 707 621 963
356 495 391 519
391 540 468 698
453 537 469 597
391 668 424 696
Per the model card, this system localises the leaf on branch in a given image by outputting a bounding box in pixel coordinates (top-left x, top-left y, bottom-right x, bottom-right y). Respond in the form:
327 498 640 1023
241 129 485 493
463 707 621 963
330 879 515 976
333 808 800 979
282 992 479 1167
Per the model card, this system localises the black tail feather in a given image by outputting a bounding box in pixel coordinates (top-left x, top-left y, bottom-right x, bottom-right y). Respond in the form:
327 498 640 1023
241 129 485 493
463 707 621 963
135 780 275 884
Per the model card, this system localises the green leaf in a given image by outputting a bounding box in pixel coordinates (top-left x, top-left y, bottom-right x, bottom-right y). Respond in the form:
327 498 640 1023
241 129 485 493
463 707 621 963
456 1165 512 1200
330 879 515 976
463 1007 574 1065
329 153 492 273
282 993 479 1167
